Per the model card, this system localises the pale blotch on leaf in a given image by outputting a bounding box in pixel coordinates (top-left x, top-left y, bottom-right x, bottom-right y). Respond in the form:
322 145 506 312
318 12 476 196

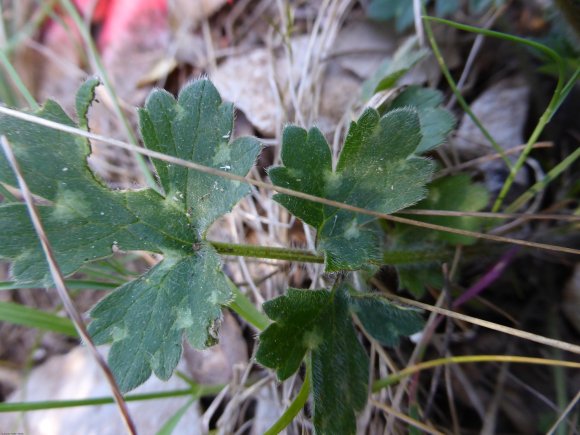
323 171 342 195
111 325 128 342
174 307 194 330
303 329 324 350
212 141 232 166
50 189 91 222
344 219 361 240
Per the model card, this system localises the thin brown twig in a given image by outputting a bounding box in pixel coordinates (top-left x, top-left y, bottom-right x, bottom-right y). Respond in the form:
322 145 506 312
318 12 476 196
434 141 553 179
444 359 461 435
387 291 447 431
0 106 578 257
0 136 137 435
398 209 579 221
370 399 444 435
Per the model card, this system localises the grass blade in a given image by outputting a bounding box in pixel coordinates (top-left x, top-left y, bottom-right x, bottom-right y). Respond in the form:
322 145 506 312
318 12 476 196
0 301 77 337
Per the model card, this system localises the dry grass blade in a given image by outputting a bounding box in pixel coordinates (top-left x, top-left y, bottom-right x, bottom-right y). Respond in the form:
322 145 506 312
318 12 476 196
0 106 578 257
370 399 444 435
372 282 580 355
434 142 553 179
0 136 137 435
398 209 579 221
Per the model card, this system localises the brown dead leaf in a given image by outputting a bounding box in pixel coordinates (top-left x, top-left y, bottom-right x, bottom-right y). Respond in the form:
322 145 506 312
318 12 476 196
212 47 280 135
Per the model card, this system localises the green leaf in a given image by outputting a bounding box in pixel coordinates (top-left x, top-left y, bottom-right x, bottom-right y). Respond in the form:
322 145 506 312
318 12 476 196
75 75 100 130
397 264 444 297
349 293 424 346
386 86 456 153
361 37 429 101
256 285 368 435
367 0 423 32
138 80 258 231
390 174 489 296
0 78 260 391
270 108 434 271
406 174 489 245
89 247 230 392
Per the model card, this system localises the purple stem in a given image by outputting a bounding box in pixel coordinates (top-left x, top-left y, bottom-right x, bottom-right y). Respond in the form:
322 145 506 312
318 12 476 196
452 246 520 309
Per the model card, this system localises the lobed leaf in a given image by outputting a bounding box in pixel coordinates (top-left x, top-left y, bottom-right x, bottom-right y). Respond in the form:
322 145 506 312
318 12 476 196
361 37 429 100
0 78 260 391
350 293 424 346
257 284 424 434
385 85 456 154
270 107 434 271
138 80 260 234
257 286 368 435
89 246 230 392
390 174 489 296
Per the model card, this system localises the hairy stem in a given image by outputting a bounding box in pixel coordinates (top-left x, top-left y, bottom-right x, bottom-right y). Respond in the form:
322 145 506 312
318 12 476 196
210 241 324 263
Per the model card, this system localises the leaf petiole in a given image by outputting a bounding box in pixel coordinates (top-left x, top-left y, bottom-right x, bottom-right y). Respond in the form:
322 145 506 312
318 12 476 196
210 241 323 264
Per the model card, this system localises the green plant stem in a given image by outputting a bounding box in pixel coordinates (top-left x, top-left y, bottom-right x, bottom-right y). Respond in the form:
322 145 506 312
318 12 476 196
422 14 511 169
507 145 580 212
0 71 18 107
214 242 448 266
228 280 270 331
423 17 568 213
493 88 563 212
553 67 580 115
0 385 224 413
156 397 195 435
264 360 311 435
0 50 38 109
210 241 324 263
57 0 159 193
506 67 580 212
